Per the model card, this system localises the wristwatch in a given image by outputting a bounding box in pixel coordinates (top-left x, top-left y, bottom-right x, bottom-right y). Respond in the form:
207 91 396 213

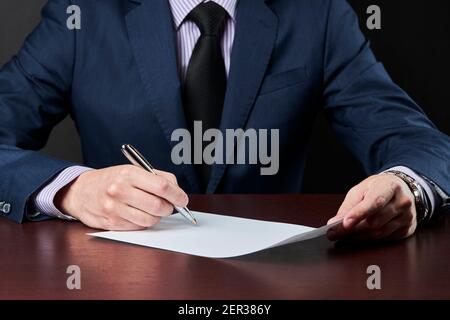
384 170 430 224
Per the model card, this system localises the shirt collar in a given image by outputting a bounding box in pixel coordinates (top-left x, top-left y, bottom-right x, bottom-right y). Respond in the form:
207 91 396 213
168 0 238 29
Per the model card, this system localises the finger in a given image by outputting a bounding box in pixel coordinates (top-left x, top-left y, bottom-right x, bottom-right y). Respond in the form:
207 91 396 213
328 186 364 225
330 215 410 242
365 202 400 229
154 170 179 186
369 215 409 241
79 213 110 230
385 222 417 241
327 220 370 241
131 168 188 207
114 187 174 217
107 216 148 231
114 201 161 228
343 185 396 229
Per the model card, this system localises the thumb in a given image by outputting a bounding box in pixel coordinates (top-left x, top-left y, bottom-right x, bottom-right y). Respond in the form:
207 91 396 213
328 185 365 224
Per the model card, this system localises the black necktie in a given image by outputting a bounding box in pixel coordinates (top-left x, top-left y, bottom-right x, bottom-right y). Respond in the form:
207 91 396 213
183 2 228 189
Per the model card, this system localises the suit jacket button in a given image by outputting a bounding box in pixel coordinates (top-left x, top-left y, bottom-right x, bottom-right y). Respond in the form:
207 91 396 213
2 203 11 214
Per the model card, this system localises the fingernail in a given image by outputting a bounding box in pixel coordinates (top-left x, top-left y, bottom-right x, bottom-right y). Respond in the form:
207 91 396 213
345 218 355 227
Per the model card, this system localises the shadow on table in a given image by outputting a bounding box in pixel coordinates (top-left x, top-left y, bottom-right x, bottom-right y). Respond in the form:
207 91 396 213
227 235 403 265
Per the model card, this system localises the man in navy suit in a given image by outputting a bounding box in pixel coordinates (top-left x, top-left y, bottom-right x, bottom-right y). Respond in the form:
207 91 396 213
0 0 448 241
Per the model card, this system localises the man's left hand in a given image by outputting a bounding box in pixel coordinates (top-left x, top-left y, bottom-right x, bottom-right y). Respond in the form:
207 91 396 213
327 174 417 242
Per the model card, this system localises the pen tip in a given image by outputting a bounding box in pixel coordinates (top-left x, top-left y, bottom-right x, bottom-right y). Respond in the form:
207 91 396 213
192 218 198 225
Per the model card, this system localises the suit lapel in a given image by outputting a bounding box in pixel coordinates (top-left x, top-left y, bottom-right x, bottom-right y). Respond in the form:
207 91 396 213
206 0 279 193
124 0 201 192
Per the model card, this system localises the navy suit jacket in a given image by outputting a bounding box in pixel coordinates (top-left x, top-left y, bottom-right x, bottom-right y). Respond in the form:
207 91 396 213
0 0 449 223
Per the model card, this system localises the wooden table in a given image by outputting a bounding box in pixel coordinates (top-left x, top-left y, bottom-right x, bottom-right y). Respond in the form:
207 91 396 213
0 195 449 300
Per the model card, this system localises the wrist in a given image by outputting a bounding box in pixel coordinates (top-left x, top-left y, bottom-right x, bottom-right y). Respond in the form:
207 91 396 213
54 170 90 218
383 170 430 224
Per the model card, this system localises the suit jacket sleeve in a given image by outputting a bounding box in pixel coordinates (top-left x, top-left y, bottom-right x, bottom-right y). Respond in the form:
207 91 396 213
0 0 77 223
322 0 450 202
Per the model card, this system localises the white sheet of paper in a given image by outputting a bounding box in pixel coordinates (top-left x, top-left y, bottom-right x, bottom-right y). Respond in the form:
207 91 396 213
88 212 341 258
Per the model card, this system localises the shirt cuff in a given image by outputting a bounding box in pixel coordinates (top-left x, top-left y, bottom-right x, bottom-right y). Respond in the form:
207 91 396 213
384 166 437 214
32 166 93 220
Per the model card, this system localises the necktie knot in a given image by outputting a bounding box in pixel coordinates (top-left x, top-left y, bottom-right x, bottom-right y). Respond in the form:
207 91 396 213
187 2 228 36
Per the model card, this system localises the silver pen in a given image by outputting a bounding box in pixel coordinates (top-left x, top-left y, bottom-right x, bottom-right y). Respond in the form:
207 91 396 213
121 144 197 225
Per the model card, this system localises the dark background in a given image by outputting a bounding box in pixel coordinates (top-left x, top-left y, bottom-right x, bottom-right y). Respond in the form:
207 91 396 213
0 0 449 193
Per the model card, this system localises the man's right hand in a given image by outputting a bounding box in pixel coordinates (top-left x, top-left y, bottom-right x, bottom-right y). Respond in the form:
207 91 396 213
54 165 189 231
